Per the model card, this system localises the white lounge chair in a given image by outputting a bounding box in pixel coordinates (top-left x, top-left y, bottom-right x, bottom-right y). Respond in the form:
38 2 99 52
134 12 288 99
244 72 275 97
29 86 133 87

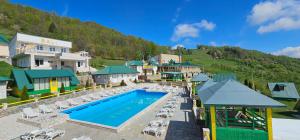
154 127 165 137
89 94 100 100
149 119 169 127
38 104 53 114
80 95 92 102
42 129 65 140
20 128 54 140
159 108 175 113
156 112 173 118
142 126 158 134
22 107 39 118
67 99 80 106
55 101 69 109
72 136 92 140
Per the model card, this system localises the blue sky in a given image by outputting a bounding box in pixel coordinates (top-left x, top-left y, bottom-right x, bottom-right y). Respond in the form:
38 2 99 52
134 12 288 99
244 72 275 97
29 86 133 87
10 0 300 57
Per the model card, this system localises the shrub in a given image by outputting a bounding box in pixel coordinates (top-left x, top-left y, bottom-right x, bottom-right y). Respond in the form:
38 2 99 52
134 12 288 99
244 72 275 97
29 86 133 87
20 86 29 101
134 78 137 83
60 83 66 93
120 80 127 86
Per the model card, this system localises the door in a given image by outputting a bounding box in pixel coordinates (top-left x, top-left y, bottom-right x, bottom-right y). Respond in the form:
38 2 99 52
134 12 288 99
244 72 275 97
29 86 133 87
50 78 58 93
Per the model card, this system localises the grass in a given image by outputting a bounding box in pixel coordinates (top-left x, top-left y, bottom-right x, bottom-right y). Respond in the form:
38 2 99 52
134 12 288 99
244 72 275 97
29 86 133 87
272 99 299 119
0 96 20 104
0 61 12 77
91 57 125 69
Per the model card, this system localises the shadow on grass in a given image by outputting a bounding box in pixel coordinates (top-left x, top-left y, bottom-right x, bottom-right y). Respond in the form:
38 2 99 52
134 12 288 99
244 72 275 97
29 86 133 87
273 110 300 119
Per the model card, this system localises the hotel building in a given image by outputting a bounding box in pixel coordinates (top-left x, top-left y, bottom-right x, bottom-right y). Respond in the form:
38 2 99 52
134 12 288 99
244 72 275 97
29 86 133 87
9 33 92 73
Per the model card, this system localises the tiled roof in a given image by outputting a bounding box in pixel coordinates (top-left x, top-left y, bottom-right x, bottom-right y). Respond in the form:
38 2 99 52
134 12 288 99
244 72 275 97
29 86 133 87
0 35 8 45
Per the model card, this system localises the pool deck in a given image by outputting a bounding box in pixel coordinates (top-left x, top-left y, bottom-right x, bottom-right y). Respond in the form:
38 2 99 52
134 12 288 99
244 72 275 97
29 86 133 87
53 92 202 140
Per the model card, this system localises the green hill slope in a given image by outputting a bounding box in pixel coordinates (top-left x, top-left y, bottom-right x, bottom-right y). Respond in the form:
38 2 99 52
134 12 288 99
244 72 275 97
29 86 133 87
0 0 169 60
183 46 300 96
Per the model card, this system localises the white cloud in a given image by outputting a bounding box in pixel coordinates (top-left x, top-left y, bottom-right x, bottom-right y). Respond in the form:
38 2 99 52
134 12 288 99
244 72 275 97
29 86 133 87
248 0 300 34
172 44 185 50
272 46 300 58
171 20 216 41
210 41 217 46
62 4 69 16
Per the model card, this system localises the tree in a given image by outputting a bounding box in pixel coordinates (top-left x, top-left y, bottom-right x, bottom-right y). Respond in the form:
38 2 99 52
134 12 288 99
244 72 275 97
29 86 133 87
20 86 29 101
48 22 57 33
60 83 65 93
120 80 127 86
85 80 90 88
244 79 249 86
134 78 137 83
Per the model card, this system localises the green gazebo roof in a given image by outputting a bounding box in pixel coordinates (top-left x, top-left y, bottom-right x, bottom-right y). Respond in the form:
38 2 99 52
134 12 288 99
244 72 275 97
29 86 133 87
268 82 300 99
191 73 210 82
93 65 139 75
197 79 285 107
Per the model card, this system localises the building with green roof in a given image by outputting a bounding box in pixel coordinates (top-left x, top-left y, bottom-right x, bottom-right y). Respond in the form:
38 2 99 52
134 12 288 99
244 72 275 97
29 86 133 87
11 69 79 95
0 76 11 99
125 60 144 76
159 61 201 79
92 65 139 85
268 82 299 100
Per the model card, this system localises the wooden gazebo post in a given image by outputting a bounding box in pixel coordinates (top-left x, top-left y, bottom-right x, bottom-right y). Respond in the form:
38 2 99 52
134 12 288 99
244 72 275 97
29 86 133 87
210 105 217 140
266 108 273 140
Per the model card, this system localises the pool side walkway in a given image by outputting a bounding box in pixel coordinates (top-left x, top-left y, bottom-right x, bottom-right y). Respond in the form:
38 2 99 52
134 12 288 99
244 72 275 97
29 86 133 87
53 92 202 140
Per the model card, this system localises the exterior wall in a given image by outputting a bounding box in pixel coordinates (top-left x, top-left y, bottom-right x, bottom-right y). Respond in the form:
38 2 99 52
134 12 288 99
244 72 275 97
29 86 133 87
0 81 7 99
0 45 9 58
93 74 138 85
157 54 181 64
15 55 31 68
33 77 70 91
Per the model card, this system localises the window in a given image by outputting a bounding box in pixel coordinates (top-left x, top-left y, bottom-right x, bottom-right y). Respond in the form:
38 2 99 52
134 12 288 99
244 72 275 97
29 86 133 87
61 48 66 53
49 47 56 52
35 59 44 66
36 45 43 51
77 61 81 67
61 61 65 66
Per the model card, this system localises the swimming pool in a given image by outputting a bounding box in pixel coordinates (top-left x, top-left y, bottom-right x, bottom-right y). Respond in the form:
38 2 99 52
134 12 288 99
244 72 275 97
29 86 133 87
62 89 167 129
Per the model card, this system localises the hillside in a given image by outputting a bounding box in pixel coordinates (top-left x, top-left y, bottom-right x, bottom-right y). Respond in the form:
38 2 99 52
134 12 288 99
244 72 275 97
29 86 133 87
0 0 169 60
183 45 300 96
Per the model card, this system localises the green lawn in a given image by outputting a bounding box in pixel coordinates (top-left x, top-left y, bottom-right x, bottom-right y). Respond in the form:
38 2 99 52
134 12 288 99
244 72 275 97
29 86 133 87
0 61 12 77
0 96 20 104
91 57 126 69
272 99 299 119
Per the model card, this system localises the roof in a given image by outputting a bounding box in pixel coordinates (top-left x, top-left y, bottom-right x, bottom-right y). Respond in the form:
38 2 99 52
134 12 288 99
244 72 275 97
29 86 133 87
161 61 198 67
126 60 143 66
268 82 300 99
0 76 11 81
191 73 210 82
197 79 285 108
196 79 217 92
212 73 237 82
0 35 8 45
12 69 34 90
93 65 139 75
25 69 76 78
161 72 183 75
12 69 79 90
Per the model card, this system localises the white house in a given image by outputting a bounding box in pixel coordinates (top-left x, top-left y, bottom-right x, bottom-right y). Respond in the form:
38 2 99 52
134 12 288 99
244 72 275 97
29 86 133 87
0 76 10 99
9 33 92 73
125 60 144 75
92 65 139 85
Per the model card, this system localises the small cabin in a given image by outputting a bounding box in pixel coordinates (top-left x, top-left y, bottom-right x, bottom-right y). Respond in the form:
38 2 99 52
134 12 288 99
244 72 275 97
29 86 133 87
268 82 299 100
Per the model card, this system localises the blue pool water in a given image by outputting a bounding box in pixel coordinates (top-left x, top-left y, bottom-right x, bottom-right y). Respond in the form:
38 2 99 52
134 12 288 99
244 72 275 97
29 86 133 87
62 90 166 127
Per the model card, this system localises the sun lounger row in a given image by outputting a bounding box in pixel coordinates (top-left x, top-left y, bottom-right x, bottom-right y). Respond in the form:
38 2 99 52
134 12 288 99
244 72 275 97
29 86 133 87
20 128 65 140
